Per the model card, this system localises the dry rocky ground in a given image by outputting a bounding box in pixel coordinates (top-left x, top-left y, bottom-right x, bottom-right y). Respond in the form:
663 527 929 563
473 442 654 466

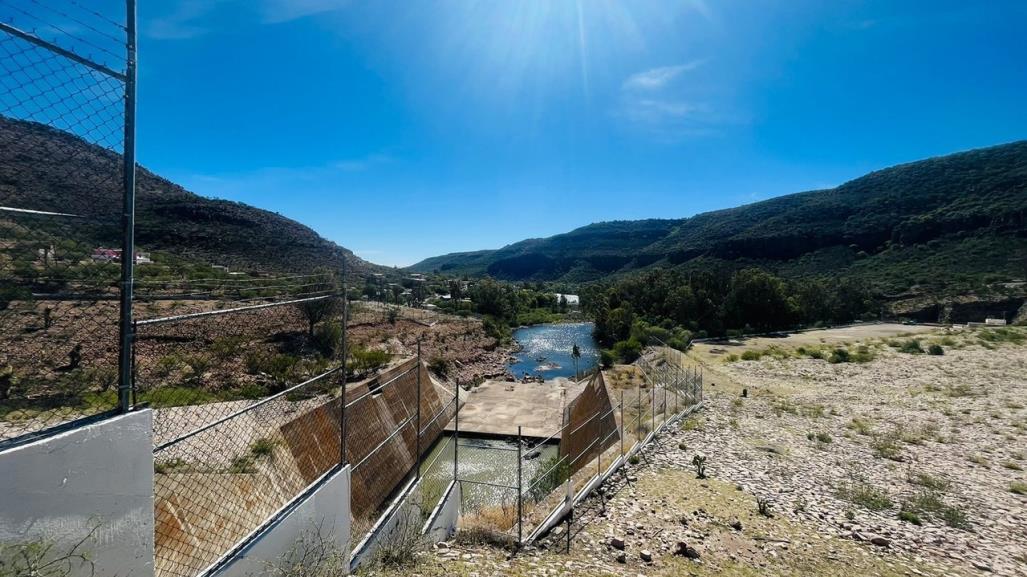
364 326 1027 577
347 310 514 383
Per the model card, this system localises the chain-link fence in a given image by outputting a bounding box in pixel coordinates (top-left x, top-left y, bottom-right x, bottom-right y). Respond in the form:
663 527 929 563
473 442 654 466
446 353 704 549
153 368 345 577
132 274 342 445
142 272 356 577
345 351 455 559
0 0 134 446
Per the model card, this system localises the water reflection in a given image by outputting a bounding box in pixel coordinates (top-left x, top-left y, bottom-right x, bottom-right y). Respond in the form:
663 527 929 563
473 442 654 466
510 322 597 380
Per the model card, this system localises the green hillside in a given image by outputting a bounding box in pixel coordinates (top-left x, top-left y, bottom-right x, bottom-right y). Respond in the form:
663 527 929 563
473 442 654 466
410 142 1027 293
0 116 383 277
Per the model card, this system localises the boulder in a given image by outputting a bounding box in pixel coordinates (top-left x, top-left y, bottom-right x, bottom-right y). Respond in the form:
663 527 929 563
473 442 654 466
674 542 701 559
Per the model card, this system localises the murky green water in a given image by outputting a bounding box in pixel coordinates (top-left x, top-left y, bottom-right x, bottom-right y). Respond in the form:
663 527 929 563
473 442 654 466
419 434 558 512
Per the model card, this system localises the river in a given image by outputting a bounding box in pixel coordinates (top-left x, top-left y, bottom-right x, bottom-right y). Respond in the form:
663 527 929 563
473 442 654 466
509 322 598 380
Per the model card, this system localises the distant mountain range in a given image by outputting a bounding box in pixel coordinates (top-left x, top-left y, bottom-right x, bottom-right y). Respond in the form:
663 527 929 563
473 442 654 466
0 116 381 276
411 142 1027 293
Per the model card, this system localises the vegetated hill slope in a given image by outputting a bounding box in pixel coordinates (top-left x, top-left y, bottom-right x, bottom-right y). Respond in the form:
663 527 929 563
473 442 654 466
410 142 1027 292
0 116 382 275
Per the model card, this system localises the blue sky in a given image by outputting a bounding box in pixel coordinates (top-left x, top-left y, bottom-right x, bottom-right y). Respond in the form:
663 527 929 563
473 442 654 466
131 1 1026 267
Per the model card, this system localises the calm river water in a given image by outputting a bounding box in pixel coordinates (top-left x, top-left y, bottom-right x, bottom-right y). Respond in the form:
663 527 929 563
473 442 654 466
509 322 598 380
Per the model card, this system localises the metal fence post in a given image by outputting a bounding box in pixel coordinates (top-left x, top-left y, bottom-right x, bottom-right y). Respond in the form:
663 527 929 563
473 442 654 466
416 340 422 480
116 0 138 413
517 425 523 545
454 381 459 482
566 506 572 553
619 391 624 457
340 260 348 466
651 388 656 434
637 387 642 443
130 319 138 407
663 386 668 422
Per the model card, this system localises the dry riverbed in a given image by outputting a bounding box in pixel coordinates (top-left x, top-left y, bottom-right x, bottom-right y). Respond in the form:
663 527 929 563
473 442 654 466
365 325 1027 577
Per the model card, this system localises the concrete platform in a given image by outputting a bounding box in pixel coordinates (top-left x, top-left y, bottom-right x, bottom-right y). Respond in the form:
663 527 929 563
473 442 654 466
444 379 585 440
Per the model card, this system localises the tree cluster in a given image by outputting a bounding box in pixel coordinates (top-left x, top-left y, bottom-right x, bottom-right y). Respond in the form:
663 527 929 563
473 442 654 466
585 268 877 356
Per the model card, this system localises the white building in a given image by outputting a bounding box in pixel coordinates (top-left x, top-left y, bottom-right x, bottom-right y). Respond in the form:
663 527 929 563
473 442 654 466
554 293 580 306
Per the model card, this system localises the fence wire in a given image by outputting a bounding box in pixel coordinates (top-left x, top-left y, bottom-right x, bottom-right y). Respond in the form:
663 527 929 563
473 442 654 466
0 1 130 445
153 369 345 577
132 276 341 446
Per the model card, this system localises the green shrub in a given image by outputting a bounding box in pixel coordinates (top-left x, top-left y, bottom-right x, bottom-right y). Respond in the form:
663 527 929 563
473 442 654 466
600 349 616 368
427 357 450 378
313 321 343 358
978 327 1026 345
871 434 903 461
692 454 707 479
837 481 893 511
851 345 876 363
0 365 15 401
348 347 392 375
807 431 832 444
245 351 300 384
827 348 850 364
154 354 184 378
903 491 971 530
528 455 569 501
154 458 188 474
250 437 278 459
211 336 247 360
898 509 922 525
908 472 950 491
897 339 924 354
740 350 762 361
612 338 643 363
927 344 944 356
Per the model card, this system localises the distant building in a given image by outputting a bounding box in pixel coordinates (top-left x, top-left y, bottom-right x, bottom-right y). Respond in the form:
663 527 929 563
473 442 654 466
91 248 120 262
91 248 151 264
554 293 580 306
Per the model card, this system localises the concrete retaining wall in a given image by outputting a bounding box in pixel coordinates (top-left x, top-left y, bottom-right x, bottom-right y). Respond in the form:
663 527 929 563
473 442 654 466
422 480 460 543
560 371 618 475
0 409 155 577
349 475 421 572
212 466 351 577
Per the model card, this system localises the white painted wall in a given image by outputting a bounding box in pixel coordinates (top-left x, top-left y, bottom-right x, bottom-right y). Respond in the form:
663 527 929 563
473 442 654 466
0 410 155 577
422 481 460 543
348 476 421 573
213 466 351 577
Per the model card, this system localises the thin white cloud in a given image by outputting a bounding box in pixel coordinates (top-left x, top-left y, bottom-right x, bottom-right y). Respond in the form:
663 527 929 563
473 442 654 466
146 1 218 40
617 60 724 140
260 0 350 24
622 99 702 123
145 0 349 39
622 60 705 90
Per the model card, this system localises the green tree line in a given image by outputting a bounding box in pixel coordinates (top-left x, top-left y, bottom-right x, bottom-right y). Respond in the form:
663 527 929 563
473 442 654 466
584 268 877 362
